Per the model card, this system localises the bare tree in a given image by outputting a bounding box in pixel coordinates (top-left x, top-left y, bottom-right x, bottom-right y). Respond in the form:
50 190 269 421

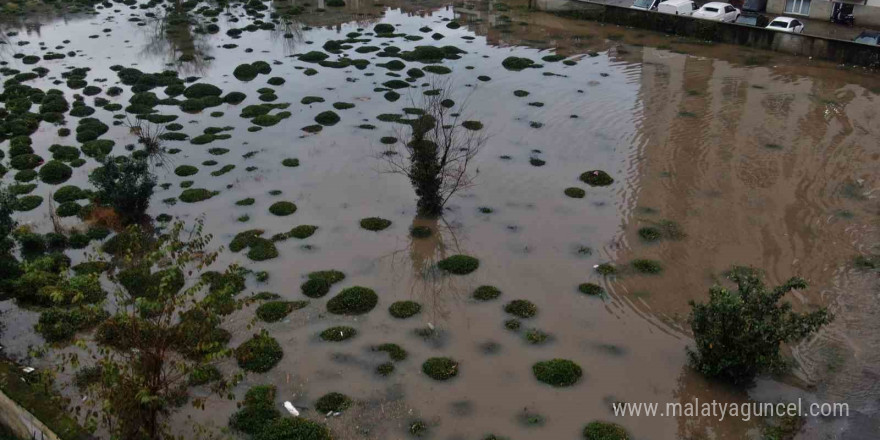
125 117 170 168
378 79 487 217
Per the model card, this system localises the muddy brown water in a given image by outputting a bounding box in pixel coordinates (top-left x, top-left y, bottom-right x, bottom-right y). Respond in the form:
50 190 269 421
1 0 879 439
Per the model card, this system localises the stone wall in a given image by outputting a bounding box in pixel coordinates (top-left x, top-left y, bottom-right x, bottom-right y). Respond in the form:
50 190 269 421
0 389 61 440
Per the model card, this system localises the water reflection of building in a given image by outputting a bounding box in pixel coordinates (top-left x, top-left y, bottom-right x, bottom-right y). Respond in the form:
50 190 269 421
619 38 880 439
274 0 449 27
617 45 873 314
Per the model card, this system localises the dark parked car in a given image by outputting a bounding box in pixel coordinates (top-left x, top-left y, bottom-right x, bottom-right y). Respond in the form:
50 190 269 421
735 11 770 27
741 0 767 12
853 31 880 46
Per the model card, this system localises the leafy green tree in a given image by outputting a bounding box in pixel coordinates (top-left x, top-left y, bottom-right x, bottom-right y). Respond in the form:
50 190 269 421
0 185 21 296
688 267 832 385
89 156 157 225
49 220 242 440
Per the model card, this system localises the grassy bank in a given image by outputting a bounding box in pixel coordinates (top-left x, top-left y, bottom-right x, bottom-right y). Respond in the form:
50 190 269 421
0 359 90 440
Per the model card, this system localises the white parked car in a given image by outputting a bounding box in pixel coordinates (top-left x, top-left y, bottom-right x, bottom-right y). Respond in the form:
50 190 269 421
658 0 698 15
765 17 805 33
693 2 741 22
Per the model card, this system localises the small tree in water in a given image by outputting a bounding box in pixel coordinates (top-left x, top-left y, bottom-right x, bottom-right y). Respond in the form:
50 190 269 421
46 220 242 439
380 81 486 217
688 266 832 385
89 156 157 225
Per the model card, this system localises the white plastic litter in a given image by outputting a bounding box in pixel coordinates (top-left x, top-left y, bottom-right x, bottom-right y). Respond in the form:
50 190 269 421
284 401 299 417
21 367 34 374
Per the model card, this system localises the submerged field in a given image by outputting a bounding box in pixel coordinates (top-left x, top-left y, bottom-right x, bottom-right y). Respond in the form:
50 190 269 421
0 0 879 438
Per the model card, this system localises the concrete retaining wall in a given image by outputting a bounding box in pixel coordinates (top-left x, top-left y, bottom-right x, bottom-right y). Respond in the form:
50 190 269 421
0 388 61 440
552 1 880 68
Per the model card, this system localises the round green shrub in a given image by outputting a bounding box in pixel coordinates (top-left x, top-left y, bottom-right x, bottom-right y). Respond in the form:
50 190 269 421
631 259 662 274
526 328 551 345
462 120 483 130
389 301 421 319
174 165 199 176
437 254 479 275
580 170 614 187
39 160 72 184
578 283 605 296
504 299 537 318
319 326 357 342
56 202 82 217
533 359 582 387
15 195 43 211
287 225 317 239
10 153 43 170
269 201 297 216
9 183 36 195
360 217 391 231
15 170 38 182
424 65 452 75
297 95 324 105
183 83 222 99
67 233 91 249
473 285 501 301
422 357 458 381
565 187 586 198
299 51 329 63
326 286 378 315
256 301 307 322
233 63 259 81
282 158 300 167
502 56 536 70
314 110 340 126
224 92 247 104
638 226 661 242
252 61 272 75
301 278 330 298
179 188 215 203
583 421 630 440
374 23 395 34
315 392 352 413
247 238 279 261
69 105 96 117
253 417 331 440
596 263 617 275
230 229 263 252
373 343 407 361
235 330 283 373
309 270 345 284
51 145 81 162
229 384 279 433
377 362 395 376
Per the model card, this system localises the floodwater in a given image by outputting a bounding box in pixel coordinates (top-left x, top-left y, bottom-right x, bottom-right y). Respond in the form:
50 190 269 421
1 0 879 439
